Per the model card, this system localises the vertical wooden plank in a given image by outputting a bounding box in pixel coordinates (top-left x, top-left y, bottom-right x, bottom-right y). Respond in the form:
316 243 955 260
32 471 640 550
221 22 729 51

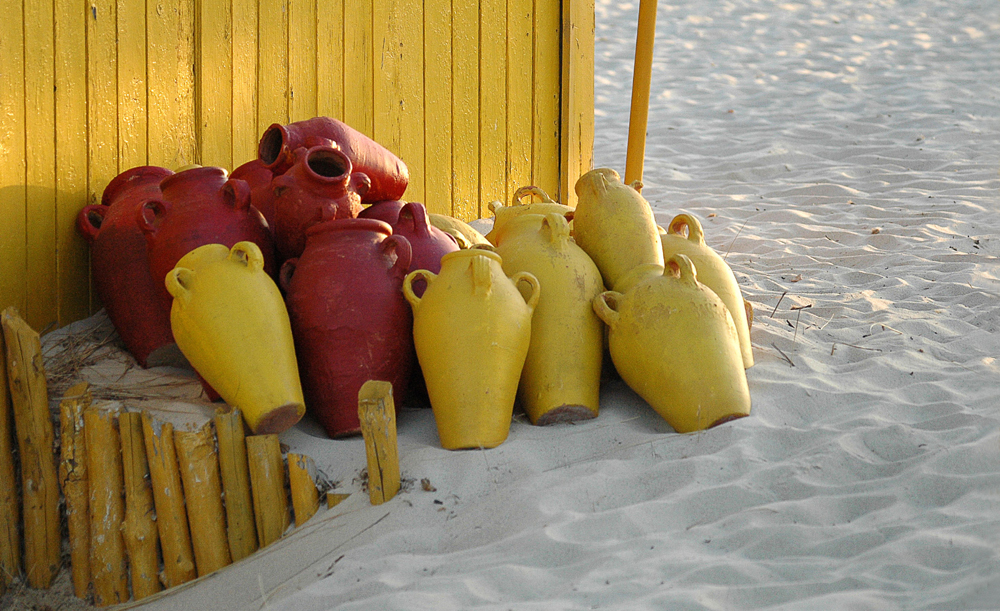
246 434 290 548
117 0 148 169
316 0 344 120
422 0 452 215
533 0 561 200
232 0 259 164
84 405 128 606
343 0 373 136
506 0 533 206
288 0 318 122
59 383 91 599
373 0 424 203
118 411 161 601
215 408 258 562
55 0 93 323
0 319 23 592
0 0 28 317
24 0 58 332
479 0 506 213
561 0 594 207
451 0 478 220
148 0 198 169
258 0 289 134
88 0 118 206
199 0 234 169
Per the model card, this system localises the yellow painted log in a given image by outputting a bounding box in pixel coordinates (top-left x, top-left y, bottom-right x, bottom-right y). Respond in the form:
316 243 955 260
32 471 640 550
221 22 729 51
118 412 161 600
358 381 400 505
625 0 658 187
326 493 351 508
1 307 60 589
287 453 319 527
214 408 258 562
84 405 128 606
175 423 232 576
58 382 92 599
246 434 289 548
141 411 197 588
0 322 21 593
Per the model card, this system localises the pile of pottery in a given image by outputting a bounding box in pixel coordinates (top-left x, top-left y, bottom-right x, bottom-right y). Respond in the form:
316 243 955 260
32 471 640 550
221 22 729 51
76 115 754 450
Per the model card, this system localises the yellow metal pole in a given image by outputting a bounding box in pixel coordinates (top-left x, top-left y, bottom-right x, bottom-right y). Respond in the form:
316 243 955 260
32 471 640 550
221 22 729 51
624 0 658 187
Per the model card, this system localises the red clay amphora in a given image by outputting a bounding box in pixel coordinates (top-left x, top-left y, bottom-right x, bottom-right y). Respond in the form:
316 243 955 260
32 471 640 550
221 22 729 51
258 116 408 203
231 158 277 229
76 165 180 367
280 218 414 437
271 145 371 261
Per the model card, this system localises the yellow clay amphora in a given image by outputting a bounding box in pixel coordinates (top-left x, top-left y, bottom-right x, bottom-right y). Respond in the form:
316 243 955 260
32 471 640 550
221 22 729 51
593 254 750 433
660 213 754 368
403 249 539 450
485 186 575 246
492 213 605 425
573 168 664 291
427 213 492 249
166 242 305 434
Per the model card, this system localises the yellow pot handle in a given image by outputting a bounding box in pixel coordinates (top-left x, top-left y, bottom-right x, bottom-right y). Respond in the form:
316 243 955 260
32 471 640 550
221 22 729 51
667 213 705 246
403 269 437 309
513 185 556 205
229 241 265 273
666 253 699 286
165 267 195 306
593 291 623 327
510 271 540 311
541 213 571 248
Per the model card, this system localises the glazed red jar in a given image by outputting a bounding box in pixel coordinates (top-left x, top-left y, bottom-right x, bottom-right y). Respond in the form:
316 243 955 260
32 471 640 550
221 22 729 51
279 218 413 437
77 166 180 367
270 146 370 261
258 116 408 203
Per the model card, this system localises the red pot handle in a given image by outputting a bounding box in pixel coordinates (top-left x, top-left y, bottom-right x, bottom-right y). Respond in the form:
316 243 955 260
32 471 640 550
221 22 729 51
138 200 169 235
279 258 298 293
225 178 253 211
399 202 431 238
350 171 372 200
382 235 412 279
76 205 107 243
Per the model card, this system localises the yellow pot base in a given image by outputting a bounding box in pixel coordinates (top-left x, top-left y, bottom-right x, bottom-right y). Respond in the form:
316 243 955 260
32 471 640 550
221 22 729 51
532 404 598 426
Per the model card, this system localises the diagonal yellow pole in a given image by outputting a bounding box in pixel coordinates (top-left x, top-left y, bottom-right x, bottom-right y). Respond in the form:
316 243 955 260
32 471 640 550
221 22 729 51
625 0 658 187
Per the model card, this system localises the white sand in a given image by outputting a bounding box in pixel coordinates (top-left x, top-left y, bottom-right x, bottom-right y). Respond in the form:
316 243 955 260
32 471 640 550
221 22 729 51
7 0 999 609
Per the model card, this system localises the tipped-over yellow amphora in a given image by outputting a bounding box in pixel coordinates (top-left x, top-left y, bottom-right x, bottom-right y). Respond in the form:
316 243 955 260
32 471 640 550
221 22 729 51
427 213 491 249
493 213 606 425
660 214 754 368
573 168 664 291
166 242 305 434
593 254 751 433
403 249 539 449
485 186 575 246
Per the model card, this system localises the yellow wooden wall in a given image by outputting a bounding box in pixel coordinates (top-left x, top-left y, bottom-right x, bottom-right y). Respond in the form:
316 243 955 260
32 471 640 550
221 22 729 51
0 0 593 334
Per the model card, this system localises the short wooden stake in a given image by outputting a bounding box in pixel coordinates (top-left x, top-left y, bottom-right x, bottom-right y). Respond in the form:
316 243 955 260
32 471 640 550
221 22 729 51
214 408 258 562
0 321 22 594
141 411 196 588
326 492 351 508
118 412 161 600
287 453 319 527
1 307 60 588
83 404 128 606
246 434 289 548
58 382 92 599
175 423 232 576
358 381 400 505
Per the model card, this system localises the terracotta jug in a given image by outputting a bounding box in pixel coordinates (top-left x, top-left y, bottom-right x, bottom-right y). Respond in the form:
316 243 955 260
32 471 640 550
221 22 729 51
661 213 754 368
493 213 605 425
270 145 371 261
358 199 407 224
593 254 751 433
258 116 408 203
403 249 539 450
387 203 459 292
231 158 277 229
77 166 181 367
166 242 305 434
573 168 664 291
485 186 575 245
280 218 413 437
139 167 277 311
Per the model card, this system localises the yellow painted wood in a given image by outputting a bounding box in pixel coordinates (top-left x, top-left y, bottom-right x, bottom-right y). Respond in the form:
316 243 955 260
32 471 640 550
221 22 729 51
0 324 23 593
0 0 27 320
84 404 128 606
147 0 197 169
479 0 506 214
232 0 260 164
625 0 657 186
55 0 92 323
451 0 479 220
326 492 351 508
343 0 374 137
118 411 161 601
117 0 148 169
175 423 232 576
358 381 400 505
316 0 345 120
287 453 320 526
24 0 58 332
289 0 318 122
561 0 595 207
534 0 562 201
258 0 289 134
214 408 259 562
199 0 234 169
506 0 534 208
58 383 92 599
246 434 290 548
422 1 452 215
